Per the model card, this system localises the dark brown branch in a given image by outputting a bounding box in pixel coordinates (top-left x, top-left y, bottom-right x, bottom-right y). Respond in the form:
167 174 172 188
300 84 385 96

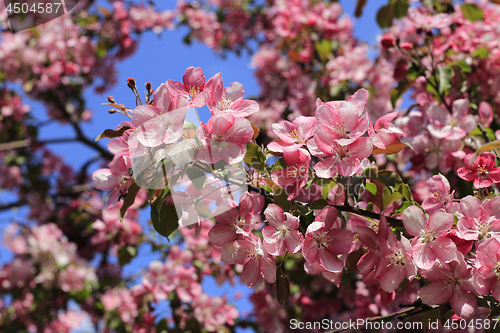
332 204 403 227
0 184 93 213
0 200 26 212
0 137 77 151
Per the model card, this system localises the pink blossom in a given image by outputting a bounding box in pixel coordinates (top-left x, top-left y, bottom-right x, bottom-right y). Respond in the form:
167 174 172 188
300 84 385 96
173 266 202 303
102 287 138 324
457 195 500 242
368 111 404 149
193 293 239 331
221 234 276 287
313 138 373 177
166 66 208 108
142 261 175 300
302 207 353 273
131 84 187 147
197 113 254 164
419 253 477 319
315 89 370 146
208 191 255 246
378 232 417 292
457 152 500 188
271 148 311 200
427 99 476 140
411 133 462 173
267 116 316 153
261 204 303 256
205 73 259 117
408 8 451 29
421 173 455 213
92 155 132 207
402 206 456 269
478 101 493 127
474 238 500 301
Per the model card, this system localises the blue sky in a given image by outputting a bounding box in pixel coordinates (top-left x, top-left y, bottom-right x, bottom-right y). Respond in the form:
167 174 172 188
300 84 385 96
1 0 382 331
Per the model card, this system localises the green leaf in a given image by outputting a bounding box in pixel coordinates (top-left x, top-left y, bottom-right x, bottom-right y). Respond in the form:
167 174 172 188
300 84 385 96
392 0 409 18
365 182 377 196
315 39 332 62
186 167 207 189
449 60 471 73
469 125 496 141
276 267 290 306
472 47 489 59
438 65 453 95
151 198 179 240
461 4 484 22
244 142 266 170
354 0 367 17
120 182 141 222
376 4 394 29
272 157 288 172
156 319 169 333
311 199 328 210
274 188 292 212
95 126 130 141
383 187 403 208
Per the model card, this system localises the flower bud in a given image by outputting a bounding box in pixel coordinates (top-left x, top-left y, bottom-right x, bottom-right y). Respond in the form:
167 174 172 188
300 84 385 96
380 34 394 49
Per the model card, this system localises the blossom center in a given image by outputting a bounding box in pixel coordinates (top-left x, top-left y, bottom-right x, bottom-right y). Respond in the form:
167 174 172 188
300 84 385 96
388 252 405 266
420 228 435 243
313 231 332 248
290 129 300 141
443 275 460 287
493 263 500 276
278 226 289 237
189 86 200 99
478 222 491 239
477 164 489 177
332 122 347 137
220 97 232 111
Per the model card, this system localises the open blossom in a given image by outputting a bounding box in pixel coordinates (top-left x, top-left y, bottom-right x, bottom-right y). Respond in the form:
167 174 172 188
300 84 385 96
457 195 500 242
368 111 404 149
421 174 455 213
193 294 239 332
262 204 303 256
197 113 254 164
131 83 187 147
419 253 477 319
402 206 456 269
458 152 500 188
271 148 311 200
427 99 476 140
208 191 255 246
412 133 462 173
267 116 316 153
141 261 175 300
166 66 208 108
408 8 451 29
474 238 500 302
221 234 276 287
315 88 370 146
378 231 417 293
302 207 354 273
205 73 259 117
92 155 132 207
101 288 138 325
314 138 373 178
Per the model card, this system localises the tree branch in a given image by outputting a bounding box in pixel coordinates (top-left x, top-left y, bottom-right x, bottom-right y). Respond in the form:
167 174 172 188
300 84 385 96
0 137 77 151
